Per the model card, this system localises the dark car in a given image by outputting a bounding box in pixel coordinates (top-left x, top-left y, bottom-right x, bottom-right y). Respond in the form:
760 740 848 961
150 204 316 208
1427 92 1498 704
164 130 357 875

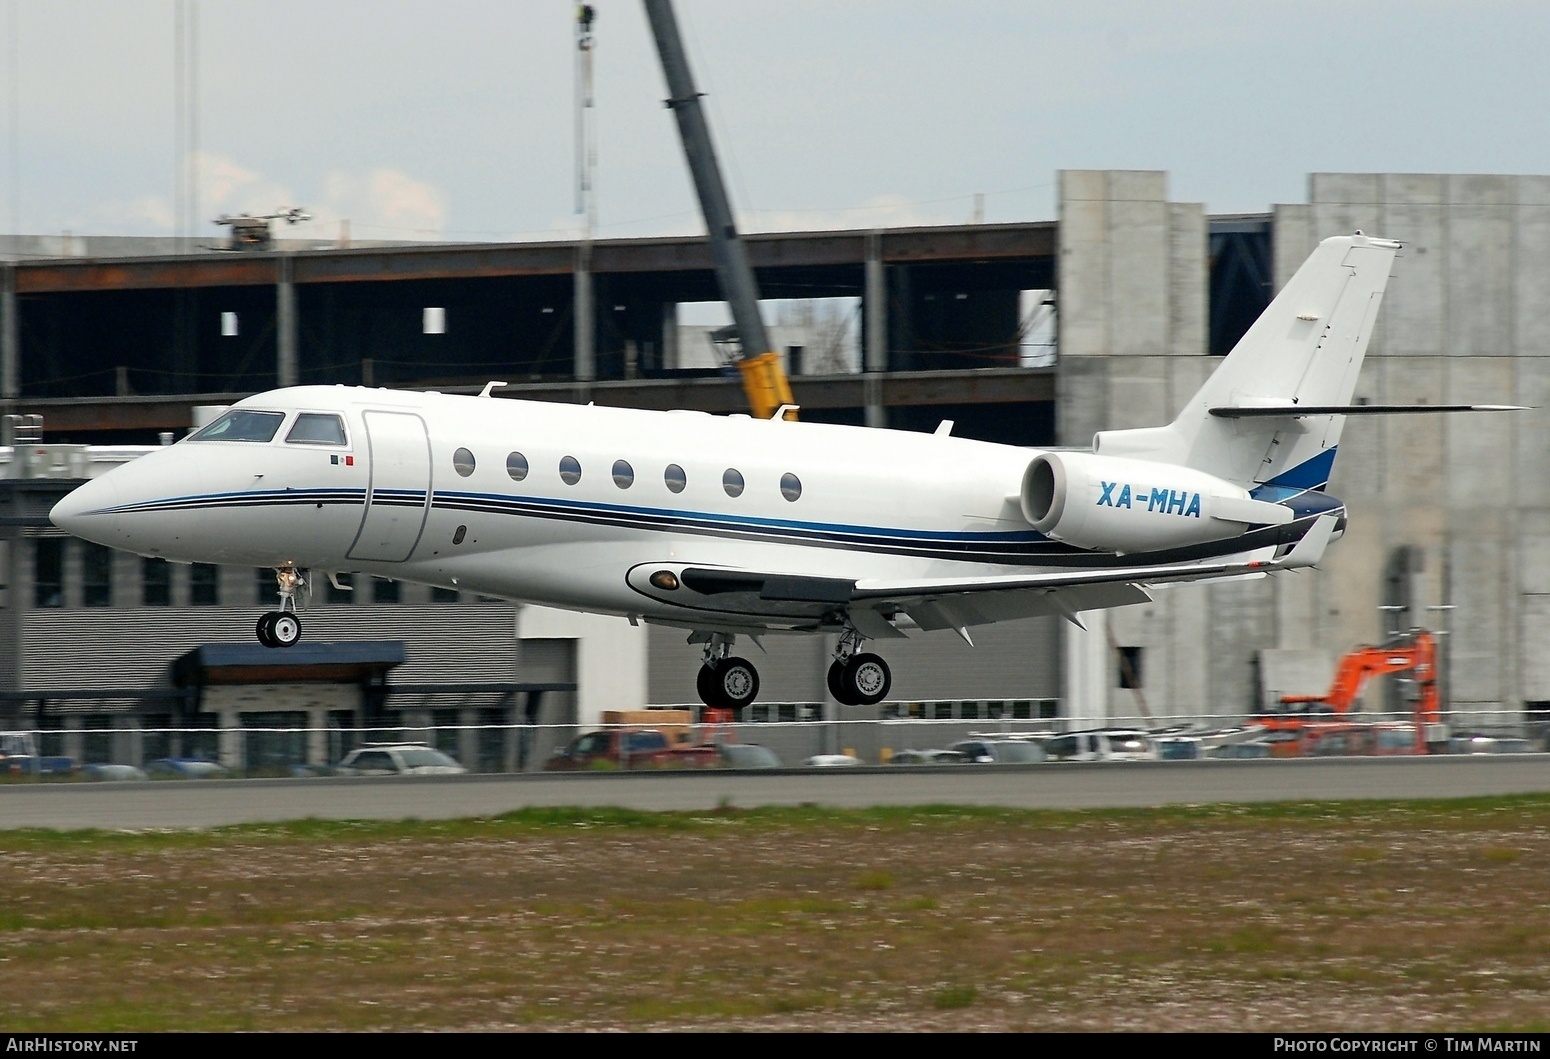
947 739 1047 764
146 757 230 779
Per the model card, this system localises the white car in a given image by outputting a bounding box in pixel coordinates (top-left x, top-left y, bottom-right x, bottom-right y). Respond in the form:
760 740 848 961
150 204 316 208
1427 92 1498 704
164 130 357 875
805 754 861 768
337 744 467 776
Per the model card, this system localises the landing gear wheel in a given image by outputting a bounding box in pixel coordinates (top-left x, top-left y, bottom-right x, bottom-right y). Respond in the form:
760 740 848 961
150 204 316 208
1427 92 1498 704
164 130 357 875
269 611 301 648
712 656 760 712
257 611 301 649
842 652 891 706
827 660 854 706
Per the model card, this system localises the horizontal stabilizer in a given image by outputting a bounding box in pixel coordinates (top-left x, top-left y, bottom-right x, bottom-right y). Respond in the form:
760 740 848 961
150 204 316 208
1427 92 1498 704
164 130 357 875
1208 403 1528 419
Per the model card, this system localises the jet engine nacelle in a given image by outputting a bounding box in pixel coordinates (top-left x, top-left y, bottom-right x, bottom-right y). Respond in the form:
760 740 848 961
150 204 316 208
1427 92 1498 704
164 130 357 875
1019 451 1290 554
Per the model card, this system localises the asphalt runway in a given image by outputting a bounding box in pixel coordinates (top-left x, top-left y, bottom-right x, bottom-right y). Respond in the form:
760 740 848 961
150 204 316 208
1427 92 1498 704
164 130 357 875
1 755 1548 830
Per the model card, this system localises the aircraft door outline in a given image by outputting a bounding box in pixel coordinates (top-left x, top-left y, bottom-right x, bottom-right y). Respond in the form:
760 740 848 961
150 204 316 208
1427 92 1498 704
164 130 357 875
346 410 433 563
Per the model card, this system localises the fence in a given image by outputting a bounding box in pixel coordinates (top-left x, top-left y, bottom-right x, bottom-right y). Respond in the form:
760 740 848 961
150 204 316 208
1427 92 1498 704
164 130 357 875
0 703 1544 779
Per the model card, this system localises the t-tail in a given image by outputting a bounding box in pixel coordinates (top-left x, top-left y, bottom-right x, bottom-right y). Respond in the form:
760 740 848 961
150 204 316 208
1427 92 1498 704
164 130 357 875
1092 232 1402 498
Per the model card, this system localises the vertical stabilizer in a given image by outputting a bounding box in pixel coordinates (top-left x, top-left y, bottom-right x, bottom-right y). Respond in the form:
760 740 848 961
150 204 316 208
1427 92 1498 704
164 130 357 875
1092 233 1400 491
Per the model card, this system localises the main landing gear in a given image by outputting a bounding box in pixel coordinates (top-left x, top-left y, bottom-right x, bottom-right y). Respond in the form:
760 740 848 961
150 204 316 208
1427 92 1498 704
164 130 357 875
694 633 760 711
256 566 305 649
827 628 891 706
689 627 894 710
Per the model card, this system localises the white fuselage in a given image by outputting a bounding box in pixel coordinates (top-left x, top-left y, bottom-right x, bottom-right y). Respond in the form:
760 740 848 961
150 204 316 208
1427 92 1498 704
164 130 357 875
52 385 1055 632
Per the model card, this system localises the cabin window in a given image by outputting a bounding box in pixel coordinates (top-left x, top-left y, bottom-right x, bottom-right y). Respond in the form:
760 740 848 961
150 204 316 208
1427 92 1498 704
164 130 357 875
664 464 687 493
780 472 802 502
285 413 348 446
453 447 476 477
722 468 744 498
559 456 582 485
612 460 634 489
189 409 285 443
507 451 529 481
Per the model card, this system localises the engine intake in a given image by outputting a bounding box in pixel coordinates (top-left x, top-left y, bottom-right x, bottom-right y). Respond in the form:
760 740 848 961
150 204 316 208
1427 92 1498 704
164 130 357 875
1020 451 1291 554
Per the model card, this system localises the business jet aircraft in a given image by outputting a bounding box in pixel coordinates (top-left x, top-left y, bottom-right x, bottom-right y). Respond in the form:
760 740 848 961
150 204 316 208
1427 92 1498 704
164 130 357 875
53 233 1494 710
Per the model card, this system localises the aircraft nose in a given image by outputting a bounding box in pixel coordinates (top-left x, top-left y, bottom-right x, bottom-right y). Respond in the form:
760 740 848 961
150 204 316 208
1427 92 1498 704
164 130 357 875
50 476 121 543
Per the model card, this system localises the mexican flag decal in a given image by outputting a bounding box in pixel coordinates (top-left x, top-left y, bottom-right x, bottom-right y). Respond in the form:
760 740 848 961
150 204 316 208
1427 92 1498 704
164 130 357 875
330 454 356 466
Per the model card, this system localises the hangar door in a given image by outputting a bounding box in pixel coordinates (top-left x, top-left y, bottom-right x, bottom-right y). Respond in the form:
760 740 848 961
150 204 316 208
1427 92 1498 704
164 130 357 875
348 410 432 563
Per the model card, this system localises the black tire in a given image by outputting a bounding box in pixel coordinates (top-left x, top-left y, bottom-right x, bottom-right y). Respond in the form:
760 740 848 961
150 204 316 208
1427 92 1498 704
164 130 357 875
843 652 891 706
696 665 724 708
269 611 302 648
256 613 278 649
827 660 855 705
714 657 760 710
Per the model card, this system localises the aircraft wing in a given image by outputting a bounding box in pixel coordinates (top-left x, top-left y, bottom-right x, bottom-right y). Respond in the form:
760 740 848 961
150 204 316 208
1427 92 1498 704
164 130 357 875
643 516 1336 639
842 514 1336 638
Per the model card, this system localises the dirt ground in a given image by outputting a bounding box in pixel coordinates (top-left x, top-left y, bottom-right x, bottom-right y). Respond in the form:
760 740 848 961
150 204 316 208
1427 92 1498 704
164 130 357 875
0 800 1547 1032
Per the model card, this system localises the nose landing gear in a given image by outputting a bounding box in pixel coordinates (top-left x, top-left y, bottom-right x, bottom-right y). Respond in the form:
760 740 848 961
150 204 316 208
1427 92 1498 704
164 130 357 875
693 633 760 711
827 628 891 706
256 566 306 649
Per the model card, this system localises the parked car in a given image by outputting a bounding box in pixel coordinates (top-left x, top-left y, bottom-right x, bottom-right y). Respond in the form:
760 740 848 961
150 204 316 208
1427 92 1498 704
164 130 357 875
714 743 782 769
546 729 716 771
1448 734 1537 755
145 757 230 779
1043 729 1159 762
805 754 861 767
0 731 75 777
889 748 969 766
336 744 467 776
946 739 1047 764
1207 742 1273 760
81 763 147 782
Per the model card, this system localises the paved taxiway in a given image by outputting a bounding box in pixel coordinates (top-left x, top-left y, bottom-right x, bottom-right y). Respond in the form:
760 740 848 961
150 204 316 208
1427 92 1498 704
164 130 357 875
1 755 1548 829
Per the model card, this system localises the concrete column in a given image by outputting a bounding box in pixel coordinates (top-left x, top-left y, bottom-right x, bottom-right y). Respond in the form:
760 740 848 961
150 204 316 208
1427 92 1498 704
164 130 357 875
114 717 140 767
573 244 595 384
217 708 243 770
1 265 16 399
864 231 886 428
276 255 298 387
1061 611 1109 729
458 707 480 772
62 717 83 765
660 303 678 370
306 706 328 766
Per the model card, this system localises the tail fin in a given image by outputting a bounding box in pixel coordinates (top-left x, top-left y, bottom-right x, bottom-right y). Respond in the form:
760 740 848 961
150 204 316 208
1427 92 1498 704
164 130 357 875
1093 233 1400 492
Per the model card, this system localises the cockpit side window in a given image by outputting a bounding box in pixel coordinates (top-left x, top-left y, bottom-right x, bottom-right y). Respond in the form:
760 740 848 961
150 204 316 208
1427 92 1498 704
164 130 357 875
189 409 286 443
285 413 348 446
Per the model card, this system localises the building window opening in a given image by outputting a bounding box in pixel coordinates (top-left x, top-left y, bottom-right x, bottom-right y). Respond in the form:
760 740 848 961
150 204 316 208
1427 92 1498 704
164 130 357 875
190 563 219 606
143 556 172 606
1118 646 1144 689
327 571 354 604
82 543 112 607
256 568 280 605
33 538 63 608
372 577 401 604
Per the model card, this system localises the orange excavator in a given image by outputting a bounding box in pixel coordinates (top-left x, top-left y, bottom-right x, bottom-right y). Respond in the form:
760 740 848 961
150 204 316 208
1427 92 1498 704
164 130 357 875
1261 629 1441 754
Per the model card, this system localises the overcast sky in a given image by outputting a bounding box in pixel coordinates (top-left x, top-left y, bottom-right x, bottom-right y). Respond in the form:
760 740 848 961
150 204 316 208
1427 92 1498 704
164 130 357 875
9 1 1550 244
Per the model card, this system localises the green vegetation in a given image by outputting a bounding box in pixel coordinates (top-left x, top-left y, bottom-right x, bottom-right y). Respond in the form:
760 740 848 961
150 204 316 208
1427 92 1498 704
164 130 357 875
0 797 1547 1030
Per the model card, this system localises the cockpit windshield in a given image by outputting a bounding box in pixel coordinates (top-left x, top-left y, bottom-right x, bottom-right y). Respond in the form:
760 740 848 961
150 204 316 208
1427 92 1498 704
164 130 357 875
189 409 285 443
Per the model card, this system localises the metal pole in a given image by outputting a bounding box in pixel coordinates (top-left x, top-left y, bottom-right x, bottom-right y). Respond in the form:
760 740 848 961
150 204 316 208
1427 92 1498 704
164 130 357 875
641 0 771 359
276 254 297 387
1 263 16 398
